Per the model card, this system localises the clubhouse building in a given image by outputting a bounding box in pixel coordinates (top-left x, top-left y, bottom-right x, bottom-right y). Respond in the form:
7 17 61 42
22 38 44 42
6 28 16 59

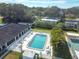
0 23 31 56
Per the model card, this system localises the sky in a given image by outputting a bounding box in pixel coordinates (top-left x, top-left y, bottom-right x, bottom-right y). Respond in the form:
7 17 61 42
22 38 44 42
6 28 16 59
0 0 79 9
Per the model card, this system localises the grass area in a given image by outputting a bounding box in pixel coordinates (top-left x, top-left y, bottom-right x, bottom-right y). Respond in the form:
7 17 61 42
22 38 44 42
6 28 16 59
0 17 3 24
3 51 21 59
32 28 51 33
0 19 3 24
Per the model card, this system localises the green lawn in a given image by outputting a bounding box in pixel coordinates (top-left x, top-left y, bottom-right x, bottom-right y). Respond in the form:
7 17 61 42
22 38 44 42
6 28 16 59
3 51 21 59
32 28 51 33
0 18 3 24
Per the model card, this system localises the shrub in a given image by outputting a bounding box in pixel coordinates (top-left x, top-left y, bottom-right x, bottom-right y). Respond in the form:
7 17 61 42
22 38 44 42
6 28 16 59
63 28 78 32
51 28 72 59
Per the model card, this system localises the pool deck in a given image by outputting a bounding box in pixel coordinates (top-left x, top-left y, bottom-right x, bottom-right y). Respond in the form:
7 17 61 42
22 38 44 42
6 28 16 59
66 32 79 59
75 50 79 59
9 31 52 59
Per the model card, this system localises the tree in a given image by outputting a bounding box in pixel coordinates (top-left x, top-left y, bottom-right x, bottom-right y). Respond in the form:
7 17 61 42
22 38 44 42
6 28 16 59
51 28 72 59
0 3 79 23
51 28 65 48
0 3 35 23
55 22 64 29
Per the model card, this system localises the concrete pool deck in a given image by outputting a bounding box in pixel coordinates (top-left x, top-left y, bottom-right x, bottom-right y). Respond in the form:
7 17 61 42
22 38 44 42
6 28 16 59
9 31 52 59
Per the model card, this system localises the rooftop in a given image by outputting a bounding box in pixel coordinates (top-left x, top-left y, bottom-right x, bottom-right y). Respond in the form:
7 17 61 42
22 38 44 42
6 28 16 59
66 32 79 37
41 18 60 22
0 23 29 47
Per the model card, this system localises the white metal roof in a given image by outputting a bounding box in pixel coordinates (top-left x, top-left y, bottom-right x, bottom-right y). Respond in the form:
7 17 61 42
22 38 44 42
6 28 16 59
66 32 79 37
41 18 59 22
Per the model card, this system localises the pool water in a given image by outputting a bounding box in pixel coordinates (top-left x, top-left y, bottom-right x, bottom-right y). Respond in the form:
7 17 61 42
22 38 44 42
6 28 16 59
70 39 79 50
68 39 79 55
28 34 47 49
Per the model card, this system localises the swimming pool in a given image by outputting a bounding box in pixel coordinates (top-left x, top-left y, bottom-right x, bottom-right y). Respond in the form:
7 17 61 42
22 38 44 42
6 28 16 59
68 39 79 55
28 34 47 49
69 39 79 50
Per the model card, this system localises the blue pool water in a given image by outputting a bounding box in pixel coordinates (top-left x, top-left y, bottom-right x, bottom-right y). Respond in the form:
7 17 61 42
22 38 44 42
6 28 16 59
69 39 79 50
28 34 47 49
68 39 79 55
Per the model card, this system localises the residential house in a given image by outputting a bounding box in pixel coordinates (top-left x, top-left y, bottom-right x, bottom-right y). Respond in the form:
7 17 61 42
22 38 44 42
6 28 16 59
64 19 79 29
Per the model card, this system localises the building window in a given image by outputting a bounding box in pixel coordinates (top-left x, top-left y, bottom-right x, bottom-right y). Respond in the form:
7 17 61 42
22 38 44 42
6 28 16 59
16 36 18 40
11 39 14 43
7 41 10 46
19 33 21 37
2 45 6 50
22 32 24 35
0 48 1 52
7 39 14 46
